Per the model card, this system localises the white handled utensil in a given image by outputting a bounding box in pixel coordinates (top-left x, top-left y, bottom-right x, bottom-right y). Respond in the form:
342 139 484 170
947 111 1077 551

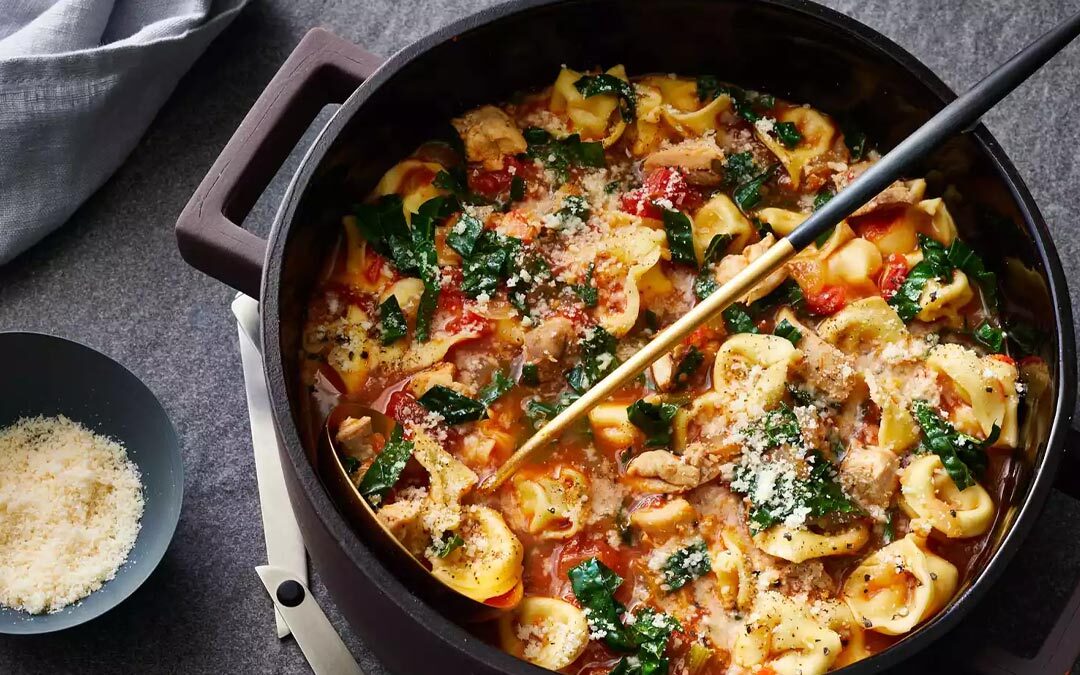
256 566 365 675
233 294 308 638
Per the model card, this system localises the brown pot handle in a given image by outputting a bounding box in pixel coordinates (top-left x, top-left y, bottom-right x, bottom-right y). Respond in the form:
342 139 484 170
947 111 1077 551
966 425 1080 674
176 28 383 298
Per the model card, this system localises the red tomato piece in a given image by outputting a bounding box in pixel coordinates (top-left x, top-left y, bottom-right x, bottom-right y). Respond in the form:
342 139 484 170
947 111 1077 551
620 167 695 218
620 188 662 219
555 534 626 583
445 310 492 337
363 250 386 284
683 325 720 349
989 353 1016 366
643 166 691 209
468 156 532 198
806 285 847 316
384 391 430 429
877 253 910 299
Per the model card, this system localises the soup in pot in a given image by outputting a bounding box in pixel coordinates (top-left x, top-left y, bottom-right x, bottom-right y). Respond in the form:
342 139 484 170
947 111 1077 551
301 65 1038 674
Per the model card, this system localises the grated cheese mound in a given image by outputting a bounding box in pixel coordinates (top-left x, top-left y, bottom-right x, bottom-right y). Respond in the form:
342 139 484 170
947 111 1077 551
0 415 144 614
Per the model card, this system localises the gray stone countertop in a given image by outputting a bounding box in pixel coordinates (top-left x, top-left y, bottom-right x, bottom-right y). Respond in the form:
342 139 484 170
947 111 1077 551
1 1 1079 673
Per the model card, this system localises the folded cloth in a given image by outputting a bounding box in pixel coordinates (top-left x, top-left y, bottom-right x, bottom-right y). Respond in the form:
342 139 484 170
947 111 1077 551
0 0 248 265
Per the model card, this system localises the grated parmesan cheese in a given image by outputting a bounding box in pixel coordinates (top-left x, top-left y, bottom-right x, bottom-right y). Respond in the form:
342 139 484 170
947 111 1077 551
0 416 144 614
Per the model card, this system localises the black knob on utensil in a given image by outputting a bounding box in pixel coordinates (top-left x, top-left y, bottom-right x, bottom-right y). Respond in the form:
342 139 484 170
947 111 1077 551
276 580 305 607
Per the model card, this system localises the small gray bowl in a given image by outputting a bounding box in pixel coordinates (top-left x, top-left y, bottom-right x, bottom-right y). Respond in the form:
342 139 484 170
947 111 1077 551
0 332 183 635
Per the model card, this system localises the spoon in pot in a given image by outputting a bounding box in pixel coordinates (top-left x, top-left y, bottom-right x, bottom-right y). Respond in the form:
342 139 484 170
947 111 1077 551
482 7 1080 493
317 403 516 620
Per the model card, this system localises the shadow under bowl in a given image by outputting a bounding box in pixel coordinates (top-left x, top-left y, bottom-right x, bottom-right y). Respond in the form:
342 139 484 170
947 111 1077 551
0 332 183 635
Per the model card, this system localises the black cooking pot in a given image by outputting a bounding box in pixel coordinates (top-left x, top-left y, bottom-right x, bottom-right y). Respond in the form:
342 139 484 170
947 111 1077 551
176 1 1080 672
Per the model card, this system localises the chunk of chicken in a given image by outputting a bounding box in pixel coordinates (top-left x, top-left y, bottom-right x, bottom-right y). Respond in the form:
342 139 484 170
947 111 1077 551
451 105 528 170
776 309 857 403
336 416 374 460
839 445 899 518
626 450 702 493
643 138 725 186
378 497 429 557
522 315 574 382
650 353 675 392
713 235 789 305
833 161 924 217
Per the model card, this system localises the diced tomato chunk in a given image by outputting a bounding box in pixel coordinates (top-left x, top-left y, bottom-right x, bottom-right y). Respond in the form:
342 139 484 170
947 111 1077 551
621 188 662 219
989 353 1017 366
684 325 721 349
620 167 696 218
556 534 626 583
643 166 692 209
468 156 533 198
363 250 386 284
806 285 847 315
878 253 909 299
445 310 492 337
384 391 430 430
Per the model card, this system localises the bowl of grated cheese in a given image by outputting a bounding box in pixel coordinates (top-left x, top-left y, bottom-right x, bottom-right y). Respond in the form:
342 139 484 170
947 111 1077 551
0 332 183 634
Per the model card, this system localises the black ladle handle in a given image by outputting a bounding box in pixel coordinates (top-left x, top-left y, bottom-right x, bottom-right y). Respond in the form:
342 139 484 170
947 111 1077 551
788 8 1080 251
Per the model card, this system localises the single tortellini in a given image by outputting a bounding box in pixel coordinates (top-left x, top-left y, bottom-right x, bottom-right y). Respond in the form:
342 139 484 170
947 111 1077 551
430 505 524 602
380 277 426 323
734 591 843 675
630 83 666 156
915 198 959 245
900 455 995 538
917 270 974 325
824 237 883 295
638 75 700 111
339 219 392 292
712 334 801 417
374 159 445 217
756 207 806 236
692 193 754 263
588 402 641 451
596 221 665 337
754 523 869 563
411 429 479 531
662 92 732 136
817 296 908 353
927 343 1019 447
712 532 754 611
855 207 919 256
498 597 590 670
877 399 922 454
813 600 870 668
550 65 628 145
513 467 590 540
754 107 838 188
842 534 958 635
630 498 696 540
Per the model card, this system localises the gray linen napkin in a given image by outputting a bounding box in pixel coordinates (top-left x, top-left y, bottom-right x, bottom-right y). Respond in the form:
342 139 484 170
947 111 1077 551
0 0 249 265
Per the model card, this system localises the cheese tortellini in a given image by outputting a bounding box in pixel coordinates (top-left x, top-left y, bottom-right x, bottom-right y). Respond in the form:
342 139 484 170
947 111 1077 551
927 343 1019 447
692 193 754 262
513 467 589 540
712 334 801 416
550 65 628 145
754 523 869 563
498 597 590 670
843 534 958 635
735 591 843 675
900 455 995 538
754 107 838 187
430 505 524 603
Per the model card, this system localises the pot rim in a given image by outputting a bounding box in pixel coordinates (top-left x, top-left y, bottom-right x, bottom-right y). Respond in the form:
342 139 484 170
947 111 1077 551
261 1 1078 672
